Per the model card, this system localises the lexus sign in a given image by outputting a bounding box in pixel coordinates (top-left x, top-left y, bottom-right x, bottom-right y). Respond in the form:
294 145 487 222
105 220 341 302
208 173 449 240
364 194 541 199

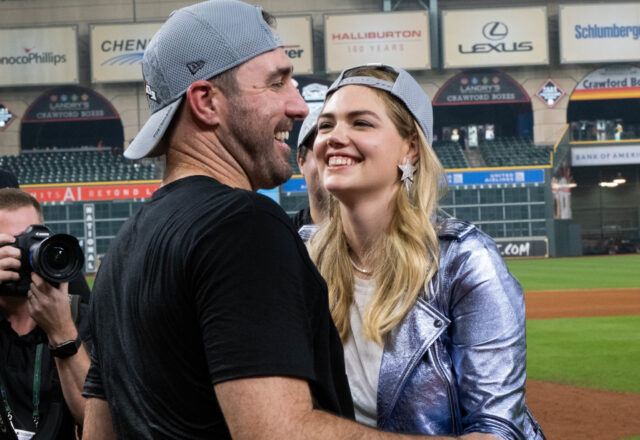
442 7 549 68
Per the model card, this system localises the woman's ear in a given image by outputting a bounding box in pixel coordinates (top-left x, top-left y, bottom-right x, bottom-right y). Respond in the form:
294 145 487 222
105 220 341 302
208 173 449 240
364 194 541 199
407 133 420 165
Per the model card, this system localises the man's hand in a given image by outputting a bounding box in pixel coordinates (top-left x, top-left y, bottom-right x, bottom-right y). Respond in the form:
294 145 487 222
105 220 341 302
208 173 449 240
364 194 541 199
27 273 76 345
28 272 90 424
0 233 20 285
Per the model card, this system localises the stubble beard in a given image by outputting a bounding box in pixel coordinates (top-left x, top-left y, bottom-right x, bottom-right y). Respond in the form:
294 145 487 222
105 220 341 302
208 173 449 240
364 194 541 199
226 96 292 190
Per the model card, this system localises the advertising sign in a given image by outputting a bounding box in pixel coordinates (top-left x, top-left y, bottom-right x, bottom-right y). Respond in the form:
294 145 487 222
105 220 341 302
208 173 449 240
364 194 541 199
0 26 79 86
24 183 160 202
282 177 307 193
442 7 548 68
571 65 640 101
536 79 565 108
324 11 430 73
433 71 529 106
90 22 162 83
22 86 119 123
0 104 16 132
571 145 640 166
276 16 313 75
445 169 545 186
494 237 548 258
83 204 97 273
559 3 640 64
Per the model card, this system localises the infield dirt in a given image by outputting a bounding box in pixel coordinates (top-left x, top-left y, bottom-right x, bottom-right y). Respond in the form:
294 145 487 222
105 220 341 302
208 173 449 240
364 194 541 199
524 288 640 440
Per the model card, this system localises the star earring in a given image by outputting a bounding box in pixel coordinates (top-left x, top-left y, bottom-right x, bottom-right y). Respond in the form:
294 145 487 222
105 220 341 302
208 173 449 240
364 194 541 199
398 158 416 193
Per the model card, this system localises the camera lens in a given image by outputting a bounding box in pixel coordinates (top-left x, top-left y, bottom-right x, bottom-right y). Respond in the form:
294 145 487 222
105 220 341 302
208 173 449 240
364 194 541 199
31 234 84 283
44 246 70 270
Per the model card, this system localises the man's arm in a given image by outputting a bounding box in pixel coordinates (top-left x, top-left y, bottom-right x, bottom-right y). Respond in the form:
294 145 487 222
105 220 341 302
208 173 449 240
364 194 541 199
28 273 90 424
215 376 497 440
83 398 116 440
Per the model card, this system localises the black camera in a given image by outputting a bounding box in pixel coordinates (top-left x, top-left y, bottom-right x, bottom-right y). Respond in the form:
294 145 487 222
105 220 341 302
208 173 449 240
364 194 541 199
0 224 84 296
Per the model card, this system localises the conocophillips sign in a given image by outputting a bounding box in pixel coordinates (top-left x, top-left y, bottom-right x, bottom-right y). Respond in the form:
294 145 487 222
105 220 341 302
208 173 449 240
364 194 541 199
442 7 548 68
90 22 162 83
0 26 78 87
559 3 640 64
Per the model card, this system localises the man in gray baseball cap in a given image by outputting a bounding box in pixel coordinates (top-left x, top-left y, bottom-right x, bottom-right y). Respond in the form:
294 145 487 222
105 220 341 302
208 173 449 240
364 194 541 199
82 1 494 439
81 0 350 438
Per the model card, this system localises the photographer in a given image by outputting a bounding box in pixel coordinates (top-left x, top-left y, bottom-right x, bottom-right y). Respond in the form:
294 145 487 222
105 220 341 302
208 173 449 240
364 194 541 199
0 188 90 439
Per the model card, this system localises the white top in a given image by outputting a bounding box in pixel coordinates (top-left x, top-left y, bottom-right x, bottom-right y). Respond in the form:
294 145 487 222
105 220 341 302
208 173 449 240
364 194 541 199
343 276 383 427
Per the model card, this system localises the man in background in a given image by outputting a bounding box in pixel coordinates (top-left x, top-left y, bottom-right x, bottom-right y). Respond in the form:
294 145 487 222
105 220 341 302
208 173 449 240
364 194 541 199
293 106 329 241
0 188 91 438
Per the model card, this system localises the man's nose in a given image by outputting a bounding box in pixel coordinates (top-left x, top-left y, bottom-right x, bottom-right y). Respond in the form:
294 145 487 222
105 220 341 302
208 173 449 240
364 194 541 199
286 83 309 120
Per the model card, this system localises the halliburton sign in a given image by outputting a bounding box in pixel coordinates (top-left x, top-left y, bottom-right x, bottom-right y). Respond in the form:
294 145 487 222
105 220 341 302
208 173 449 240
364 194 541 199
324 11 430 73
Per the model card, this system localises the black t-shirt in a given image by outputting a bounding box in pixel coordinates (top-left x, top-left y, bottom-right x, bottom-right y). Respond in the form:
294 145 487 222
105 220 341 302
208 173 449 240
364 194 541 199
0 300 91 439
83 176 353 439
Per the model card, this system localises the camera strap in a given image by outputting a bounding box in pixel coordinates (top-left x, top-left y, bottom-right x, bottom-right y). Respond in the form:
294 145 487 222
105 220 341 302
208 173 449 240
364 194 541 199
0 343 44 434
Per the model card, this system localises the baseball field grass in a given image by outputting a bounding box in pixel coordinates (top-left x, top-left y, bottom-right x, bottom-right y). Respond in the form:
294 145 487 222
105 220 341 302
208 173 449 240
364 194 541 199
507 254 640 395
526 315 640 393
505 254 640 291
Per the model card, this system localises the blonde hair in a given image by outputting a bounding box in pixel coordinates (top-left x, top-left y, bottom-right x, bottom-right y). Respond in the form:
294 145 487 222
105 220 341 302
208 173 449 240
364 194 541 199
308 66 446 344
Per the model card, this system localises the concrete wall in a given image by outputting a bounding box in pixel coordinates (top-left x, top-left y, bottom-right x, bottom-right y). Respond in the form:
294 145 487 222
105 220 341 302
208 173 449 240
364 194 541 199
0 0 635 155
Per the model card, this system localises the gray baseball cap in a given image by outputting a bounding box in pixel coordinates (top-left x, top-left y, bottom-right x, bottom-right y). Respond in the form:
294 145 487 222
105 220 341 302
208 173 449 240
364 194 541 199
297 105 323 151
327 64 434 145
124 0 282 160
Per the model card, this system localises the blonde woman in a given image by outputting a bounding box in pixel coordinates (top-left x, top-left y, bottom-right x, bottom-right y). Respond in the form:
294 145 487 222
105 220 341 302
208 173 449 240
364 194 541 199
308 64 545 439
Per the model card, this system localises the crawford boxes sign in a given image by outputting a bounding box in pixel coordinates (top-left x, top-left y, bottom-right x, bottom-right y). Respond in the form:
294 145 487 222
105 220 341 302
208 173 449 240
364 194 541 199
0 26 79 86
559 3 640 64
90 22 162 83
442 7 549 68
324 11 430 73
433 71 529 106
571 65 640 101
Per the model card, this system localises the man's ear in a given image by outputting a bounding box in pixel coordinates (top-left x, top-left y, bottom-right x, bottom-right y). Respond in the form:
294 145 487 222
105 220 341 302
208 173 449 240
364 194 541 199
296 154 305 176
185 80 224 126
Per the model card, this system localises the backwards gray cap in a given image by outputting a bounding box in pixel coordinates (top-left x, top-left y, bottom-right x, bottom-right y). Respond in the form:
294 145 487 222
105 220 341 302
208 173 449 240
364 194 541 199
124 0 282 160
297 105 323 150
327 64 433 145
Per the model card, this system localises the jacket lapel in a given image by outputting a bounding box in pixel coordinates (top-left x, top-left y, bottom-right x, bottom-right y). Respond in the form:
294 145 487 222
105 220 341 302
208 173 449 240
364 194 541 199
377 296 450 427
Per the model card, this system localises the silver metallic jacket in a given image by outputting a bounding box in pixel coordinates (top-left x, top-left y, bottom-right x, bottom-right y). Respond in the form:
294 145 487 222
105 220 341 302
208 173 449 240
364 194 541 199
377 218 545 439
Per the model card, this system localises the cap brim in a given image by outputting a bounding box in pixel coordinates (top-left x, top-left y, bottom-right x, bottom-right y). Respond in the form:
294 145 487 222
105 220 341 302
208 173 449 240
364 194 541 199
124 97 183 160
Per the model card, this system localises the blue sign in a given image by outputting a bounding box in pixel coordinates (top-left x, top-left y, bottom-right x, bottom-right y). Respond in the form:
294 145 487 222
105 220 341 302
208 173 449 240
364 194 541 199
281 177 308 193
445 169 545 186
257 188 280 203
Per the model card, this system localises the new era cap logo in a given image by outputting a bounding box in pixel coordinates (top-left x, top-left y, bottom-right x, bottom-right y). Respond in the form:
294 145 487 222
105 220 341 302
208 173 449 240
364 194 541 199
145 84 157 102
187 60 206 75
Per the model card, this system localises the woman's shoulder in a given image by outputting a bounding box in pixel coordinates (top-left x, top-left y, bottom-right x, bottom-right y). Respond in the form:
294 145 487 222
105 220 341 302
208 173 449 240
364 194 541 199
434 216 475 241
434 216 501 259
